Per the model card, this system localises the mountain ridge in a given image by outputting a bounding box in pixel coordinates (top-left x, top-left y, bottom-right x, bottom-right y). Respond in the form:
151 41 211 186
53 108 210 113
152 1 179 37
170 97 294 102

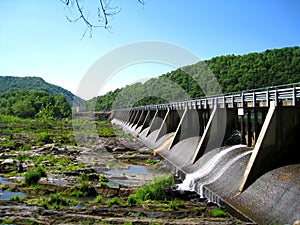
0 76 84 106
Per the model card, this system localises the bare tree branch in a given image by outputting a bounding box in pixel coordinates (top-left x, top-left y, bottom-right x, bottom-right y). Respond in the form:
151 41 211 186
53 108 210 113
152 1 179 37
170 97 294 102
62 0 145 38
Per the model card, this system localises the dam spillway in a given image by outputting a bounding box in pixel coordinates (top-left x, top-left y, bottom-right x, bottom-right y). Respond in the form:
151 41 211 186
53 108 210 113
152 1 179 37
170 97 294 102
111 84 300 224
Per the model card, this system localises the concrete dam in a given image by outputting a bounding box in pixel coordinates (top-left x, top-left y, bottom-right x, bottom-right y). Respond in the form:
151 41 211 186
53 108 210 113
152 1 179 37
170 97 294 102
111 84 300 224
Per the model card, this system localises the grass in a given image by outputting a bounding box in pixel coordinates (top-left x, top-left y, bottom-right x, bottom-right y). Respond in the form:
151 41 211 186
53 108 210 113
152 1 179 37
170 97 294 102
37 192 77 210
0 218 13 224
127 174 174 206
10 194 24 202
65 180 95 197
143 159 159 165
106 197 121 206
211 209 227 218
169 199 184 210
95 195 103 203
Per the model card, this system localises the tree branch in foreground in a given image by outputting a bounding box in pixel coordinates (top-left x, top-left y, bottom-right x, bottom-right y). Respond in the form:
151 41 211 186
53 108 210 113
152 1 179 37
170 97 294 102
61 0 145 38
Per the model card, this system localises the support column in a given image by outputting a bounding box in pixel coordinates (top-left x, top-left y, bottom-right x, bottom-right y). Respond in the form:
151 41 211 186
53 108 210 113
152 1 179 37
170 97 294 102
192 108 230 164
246 110 253 147
169 108 204 150
138 110 156 134
145 110 167 137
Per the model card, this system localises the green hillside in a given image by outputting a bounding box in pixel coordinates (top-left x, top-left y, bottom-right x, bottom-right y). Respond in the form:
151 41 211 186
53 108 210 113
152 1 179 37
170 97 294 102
0 90 71 119
0 76 83 106
84 46 300 111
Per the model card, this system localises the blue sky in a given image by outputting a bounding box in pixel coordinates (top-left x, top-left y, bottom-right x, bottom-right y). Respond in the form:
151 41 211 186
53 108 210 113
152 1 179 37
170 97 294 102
0 0 300 99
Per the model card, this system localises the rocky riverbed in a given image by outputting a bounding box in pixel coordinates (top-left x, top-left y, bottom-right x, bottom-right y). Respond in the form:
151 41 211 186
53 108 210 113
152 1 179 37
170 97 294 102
0 135 254 224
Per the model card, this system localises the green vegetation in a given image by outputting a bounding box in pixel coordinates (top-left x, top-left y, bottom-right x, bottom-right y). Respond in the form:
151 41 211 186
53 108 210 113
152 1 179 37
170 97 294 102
211 209 227 218
0 76 83 106
96 121 116 137
9 194 24 202
95 195 103 203
24 169 43 186
0 90 71 119
37 192 77 209
127 174 174 205
106 196 121 206
83 46 300 111
0 218 13 224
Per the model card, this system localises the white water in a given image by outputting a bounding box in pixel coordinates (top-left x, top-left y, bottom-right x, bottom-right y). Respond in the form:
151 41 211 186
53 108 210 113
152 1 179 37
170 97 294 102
176 144 249 194
197 150 252 198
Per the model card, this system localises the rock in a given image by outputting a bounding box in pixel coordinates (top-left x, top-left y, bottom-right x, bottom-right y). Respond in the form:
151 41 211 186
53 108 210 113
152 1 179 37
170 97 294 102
0 159 17 173
1 158 15 165
17 161 24 173
88 173 99 181
166 185 200 200
64 171 80 176
224 130 242 146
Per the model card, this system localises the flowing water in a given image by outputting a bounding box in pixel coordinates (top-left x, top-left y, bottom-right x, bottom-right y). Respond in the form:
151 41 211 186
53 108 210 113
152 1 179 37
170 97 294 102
177 144 247 191
176 145 252 200
196 150 252 198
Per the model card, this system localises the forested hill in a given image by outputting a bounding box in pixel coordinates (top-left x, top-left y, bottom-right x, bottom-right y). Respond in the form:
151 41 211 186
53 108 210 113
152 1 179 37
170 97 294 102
0 76 83 106
83 46 300 111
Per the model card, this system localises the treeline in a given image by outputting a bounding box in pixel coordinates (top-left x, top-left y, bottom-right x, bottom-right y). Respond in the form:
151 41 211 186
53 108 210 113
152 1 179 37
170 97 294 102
0 76 84 106
207 46 300 92
0 90 71 119
83 46 300 111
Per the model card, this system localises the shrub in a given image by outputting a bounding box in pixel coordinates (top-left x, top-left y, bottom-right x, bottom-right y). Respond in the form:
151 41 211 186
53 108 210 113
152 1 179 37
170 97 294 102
24 170 41 186
36 165 47 177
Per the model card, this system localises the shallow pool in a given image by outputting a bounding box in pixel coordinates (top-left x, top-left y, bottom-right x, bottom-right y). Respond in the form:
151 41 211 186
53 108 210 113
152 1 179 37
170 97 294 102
104 164 158 175
0 176 25 200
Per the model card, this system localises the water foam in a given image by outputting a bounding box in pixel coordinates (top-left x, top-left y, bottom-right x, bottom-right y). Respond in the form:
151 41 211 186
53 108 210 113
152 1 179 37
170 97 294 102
176 144 248 192
196 150 252 198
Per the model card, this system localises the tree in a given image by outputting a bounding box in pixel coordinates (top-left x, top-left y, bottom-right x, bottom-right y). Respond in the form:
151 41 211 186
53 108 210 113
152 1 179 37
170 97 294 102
11 100 36 119
61 0 145 37
37 104 54 134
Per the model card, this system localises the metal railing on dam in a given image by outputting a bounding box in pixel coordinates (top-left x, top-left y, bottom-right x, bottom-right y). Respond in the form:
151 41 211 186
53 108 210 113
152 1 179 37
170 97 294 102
111 83 300 224
113 82 300 111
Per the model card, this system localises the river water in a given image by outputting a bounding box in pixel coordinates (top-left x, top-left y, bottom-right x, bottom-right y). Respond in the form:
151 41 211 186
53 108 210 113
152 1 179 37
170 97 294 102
175 144 252 200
